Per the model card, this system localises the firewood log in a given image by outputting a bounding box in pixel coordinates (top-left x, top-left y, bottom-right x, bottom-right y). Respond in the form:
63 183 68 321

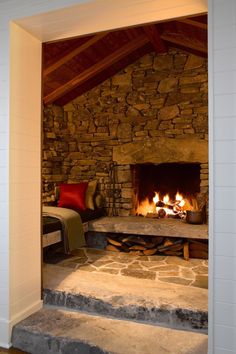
143 248 158 255
158 239 182 252
183 242 189 261
164 238 174 246
121 236 146 245
129 245 146 251
129 250 142 256
158 208 166 218
107 237 122 246
106 244 120 252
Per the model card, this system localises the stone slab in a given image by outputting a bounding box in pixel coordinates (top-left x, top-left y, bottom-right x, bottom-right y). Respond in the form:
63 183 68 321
113 137 208 164
12 308 208 354
88 216 208 239
43 264 208 331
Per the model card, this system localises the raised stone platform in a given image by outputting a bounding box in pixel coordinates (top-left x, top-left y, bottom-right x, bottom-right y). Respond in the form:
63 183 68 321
43 263 208 330
88 216 208 239
12 308 208 354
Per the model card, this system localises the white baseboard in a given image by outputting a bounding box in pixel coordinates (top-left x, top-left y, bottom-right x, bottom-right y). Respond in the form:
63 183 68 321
0 299 43 348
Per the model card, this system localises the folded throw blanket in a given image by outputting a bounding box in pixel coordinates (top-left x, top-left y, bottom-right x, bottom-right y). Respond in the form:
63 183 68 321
43 206 85 253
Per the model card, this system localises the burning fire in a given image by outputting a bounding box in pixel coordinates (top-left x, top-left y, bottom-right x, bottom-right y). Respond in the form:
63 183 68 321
136 191 187 218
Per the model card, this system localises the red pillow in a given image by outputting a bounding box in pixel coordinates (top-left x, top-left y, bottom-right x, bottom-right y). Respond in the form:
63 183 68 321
58 183 88 211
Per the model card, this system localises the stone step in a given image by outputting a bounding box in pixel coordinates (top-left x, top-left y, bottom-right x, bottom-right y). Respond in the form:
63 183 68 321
12 307 208 354
43 264 208 331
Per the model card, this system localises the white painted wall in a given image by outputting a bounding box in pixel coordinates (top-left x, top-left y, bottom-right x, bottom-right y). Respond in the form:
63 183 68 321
0 0 93 347
209 0 236 352
9 21 42 336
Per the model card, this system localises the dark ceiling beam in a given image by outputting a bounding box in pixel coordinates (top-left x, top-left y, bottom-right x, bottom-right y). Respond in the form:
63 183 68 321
177 19 207 30
44 34 149 105
43 32 107 77
160 32 207 54
143 25 167 53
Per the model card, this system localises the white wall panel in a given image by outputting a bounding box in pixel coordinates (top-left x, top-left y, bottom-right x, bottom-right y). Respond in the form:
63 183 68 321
215 302 236 327
214 117 236 140
215 233 236 257
214 71 236 95
215 141 236 163
215 278 236 304
215 163 236 186
211 0 236 351
215 187 236 210
214 48 236 72
214 94 236 117
215 255 236 281
213 25 236 50
215 325 236 352
213 0 236 27
215 210 236 234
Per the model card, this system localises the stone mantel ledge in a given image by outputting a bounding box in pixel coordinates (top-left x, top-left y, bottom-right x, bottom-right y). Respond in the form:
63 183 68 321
113 137 208 165
88 216 208 240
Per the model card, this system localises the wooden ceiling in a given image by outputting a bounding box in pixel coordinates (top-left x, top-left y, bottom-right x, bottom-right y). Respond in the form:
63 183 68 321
43 14 207 106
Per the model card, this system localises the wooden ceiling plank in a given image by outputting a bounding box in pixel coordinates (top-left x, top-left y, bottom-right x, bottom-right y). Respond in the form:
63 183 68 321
44 34 149 104
160 33 207 54
43 32 107 77
143 25 167 53
177 19 207 30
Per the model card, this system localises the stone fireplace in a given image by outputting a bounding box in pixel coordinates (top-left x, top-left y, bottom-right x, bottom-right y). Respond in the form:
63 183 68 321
42 49 208 217
131 163 201 214
109 137 208 218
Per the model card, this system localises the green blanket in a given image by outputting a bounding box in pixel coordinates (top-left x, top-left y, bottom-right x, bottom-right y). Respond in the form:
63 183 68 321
43 206 85 253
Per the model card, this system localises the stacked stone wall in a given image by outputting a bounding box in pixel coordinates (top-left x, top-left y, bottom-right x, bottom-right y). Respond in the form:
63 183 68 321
43 48 208 215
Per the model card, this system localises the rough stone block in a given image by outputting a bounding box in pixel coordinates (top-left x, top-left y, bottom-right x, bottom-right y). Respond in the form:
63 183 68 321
117 123 132 139
200 180 208 187
158 78 178 93
184 54 204 70
180 74 207 85
117 170 131 183
158 105 179 120
121 188 133 199
154 55 173 71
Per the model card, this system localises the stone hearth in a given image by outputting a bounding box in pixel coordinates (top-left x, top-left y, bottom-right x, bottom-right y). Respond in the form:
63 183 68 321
88 216 208 239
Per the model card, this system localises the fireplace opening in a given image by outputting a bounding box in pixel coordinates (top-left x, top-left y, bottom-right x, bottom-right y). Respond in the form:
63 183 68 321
131 163 201 218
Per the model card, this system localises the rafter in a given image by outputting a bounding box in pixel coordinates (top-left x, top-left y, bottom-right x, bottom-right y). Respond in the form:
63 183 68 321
44 34 149 105
160 32 207 54
43 32 107 77
177 19 207 30
143 25 167 53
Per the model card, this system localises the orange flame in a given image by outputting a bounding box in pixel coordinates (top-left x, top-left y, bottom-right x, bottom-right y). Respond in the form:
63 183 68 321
153 192 159 204
163 194 169 204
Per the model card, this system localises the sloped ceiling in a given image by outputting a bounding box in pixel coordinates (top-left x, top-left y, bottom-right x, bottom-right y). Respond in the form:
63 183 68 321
42 14 207 106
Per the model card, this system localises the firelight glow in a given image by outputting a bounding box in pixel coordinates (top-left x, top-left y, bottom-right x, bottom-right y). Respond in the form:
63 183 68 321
136 191 187 217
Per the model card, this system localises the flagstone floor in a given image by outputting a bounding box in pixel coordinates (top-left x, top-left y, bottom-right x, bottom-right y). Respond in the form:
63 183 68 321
44 247 208 289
